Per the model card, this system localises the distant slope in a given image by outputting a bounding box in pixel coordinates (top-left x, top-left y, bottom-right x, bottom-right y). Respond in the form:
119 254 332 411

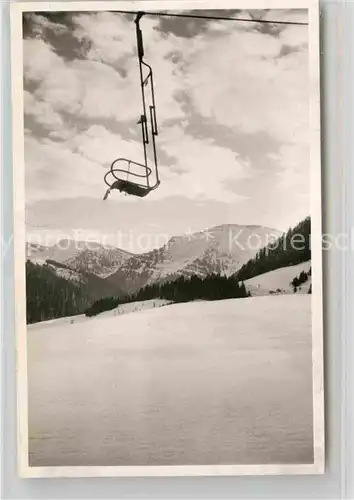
26 260 91 324
26 239 90 264
235 217 310 282
26 260 123 324
45 260 122 301
244 261 311 296
107 224 281 294
64 246 133 278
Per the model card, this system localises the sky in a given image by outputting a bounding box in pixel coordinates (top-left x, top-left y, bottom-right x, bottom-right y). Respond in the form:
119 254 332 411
23 8 310 252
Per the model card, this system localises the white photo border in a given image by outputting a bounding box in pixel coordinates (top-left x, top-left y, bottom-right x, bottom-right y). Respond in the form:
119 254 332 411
10 0 324 478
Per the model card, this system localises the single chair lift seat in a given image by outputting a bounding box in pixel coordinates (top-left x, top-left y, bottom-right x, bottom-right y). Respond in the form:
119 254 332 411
103 158 160 200
103 12 160 201
117 179 151 198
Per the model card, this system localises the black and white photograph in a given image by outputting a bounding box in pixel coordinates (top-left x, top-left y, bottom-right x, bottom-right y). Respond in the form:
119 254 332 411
11 0 324 477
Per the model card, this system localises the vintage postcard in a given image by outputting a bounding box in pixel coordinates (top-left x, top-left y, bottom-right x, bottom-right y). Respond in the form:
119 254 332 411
11 0 324 477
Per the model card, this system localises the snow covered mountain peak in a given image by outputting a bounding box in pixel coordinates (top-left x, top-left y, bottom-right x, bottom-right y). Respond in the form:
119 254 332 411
107 224 282 294
26 240 133 279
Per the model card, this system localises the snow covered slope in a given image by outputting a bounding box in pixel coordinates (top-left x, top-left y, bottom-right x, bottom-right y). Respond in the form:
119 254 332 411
244 261 311 296
27 299 172 328
98 299 173 319
28 295 313 467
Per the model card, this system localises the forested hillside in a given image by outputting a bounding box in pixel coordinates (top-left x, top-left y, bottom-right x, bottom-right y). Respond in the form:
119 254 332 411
26 261 91 324
235 217 310 282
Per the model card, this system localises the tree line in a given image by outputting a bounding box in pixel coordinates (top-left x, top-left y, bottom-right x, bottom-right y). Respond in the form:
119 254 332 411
85 273 250 317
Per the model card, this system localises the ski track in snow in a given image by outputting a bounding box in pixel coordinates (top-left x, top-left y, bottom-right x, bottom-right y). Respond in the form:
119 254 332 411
28 295 313 467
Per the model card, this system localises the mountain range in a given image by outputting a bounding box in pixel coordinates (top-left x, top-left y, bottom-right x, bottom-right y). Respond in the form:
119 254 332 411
26 224 282 295
26 240 132 278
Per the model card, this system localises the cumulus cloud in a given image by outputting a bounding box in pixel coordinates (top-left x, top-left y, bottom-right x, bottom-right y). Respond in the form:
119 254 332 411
24 132 103 203
156 125 251 202
185 25 308 144
24 90 64 130
24 14 191 127
25 39 139 121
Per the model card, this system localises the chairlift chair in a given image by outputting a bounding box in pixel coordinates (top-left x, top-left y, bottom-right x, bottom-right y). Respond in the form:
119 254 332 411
103 12 160 200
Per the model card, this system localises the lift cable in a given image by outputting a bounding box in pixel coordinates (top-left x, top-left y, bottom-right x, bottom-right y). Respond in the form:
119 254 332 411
111 10 308 26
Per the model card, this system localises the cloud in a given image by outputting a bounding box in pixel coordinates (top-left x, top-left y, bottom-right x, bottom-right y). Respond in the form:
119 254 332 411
23 9 310 231
177 19 309 201
156 125 251 202
24 90 64 130
25 41 139 121
24 38 64 82
72 12 136 64
185 25 308 143
27 13 69 37
24 14 188 126
269 144 309 192
24 132 103 203
72 124 145 166
24 117 252 206
276 43 304 59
